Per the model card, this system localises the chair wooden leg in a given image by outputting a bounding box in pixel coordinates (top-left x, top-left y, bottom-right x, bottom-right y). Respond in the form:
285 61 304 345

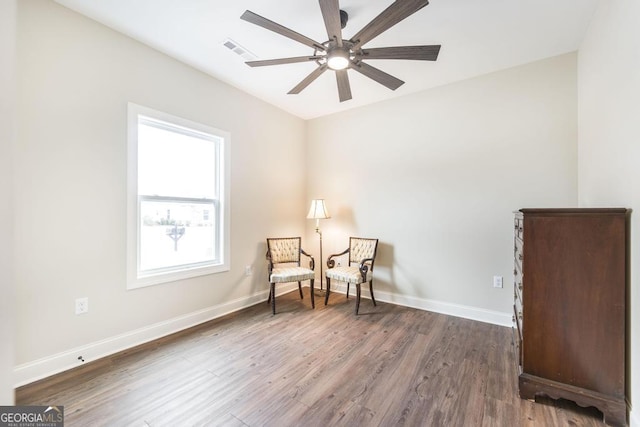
267 286 271 303
355 283 361 315
324 278 331 305
369 280 377 306
346 283 350 299
298 281 303 299
270 283 276 315
310 279 315 309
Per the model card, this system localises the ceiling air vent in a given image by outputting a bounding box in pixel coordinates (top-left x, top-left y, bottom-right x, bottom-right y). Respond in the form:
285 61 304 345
223 38 257 61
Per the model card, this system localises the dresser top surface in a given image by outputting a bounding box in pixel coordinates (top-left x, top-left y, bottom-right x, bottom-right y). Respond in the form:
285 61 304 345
518 208 628 215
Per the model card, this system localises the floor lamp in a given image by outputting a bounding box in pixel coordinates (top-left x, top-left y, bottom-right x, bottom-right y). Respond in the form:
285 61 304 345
307 199 330 294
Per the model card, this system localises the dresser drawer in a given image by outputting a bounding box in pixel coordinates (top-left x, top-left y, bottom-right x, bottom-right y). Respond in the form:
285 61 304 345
513 303 523 337
514 236 524 266
514 265 523 296
514 215 524 240
512 306 523 372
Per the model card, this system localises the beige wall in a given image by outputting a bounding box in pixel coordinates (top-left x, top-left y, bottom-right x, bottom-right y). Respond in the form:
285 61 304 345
1 0 17 405
15 0 306 379
578 0 640 424
307 53 578 318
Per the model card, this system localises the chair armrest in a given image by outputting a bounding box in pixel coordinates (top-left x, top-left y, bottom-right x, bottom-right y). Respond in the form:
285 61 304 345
327 248 350 268
265 250 274 273
359 257 375 277
300 248 315 270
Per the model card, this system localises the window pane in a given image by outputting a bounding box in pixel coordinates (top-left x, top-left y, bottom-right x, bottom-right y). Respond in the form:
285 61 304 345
139 199 217 272
138 121 219 199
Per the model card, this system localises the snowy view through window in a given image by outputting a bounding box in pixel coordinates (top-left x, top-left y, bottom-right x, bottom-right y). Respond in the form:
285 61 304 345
137 119 220 273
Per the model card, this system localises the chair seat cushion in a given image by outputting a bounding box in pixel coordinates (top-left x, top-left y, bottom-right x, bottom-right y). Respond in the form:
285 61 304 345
326 266 371 284
270 267 315 283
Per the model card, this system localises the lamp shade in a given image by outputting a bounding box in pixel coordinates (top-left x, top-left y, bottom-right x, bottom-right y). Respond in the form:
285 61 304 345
307 199 330 219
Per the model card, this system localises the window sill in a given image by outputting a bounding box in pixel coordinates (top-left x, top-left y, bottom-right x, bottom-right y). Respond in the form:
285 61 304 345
127 262 230 290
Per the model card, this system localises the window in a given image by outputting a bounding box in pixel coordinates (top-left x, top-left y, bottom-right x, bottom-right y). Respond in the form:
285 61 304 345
127 103 230 289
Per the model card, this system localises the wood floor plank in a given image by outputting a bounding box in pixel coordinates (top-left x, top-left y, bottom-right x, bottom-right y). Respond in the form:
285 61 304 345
16 290 609 426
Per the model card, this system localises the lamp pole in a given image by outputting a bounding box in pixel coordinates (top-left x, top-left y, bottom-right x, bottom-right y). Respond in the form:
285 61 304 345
315 218 324 291
307 199 330 296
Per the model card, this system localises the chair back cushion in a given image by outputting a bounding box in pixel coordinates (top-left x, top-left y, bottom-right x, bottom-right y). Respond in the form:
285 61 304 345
267 237 301 264
349 238 379 265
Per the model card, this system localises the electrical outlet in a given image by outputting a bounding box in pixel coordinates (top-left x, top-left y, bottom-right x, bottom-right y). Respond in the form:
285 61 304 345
493 276 503 288
75 297 89 315
244 265 253 276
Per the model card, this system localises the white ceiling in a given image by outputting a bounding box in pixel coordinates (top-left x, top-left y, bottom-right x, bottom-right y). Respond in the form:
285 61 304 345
53 0 599 120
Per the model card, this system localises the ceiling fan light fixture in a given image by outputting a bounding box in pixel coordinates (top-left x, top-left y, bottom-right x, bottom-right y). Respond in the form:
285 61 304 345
326 48 350 70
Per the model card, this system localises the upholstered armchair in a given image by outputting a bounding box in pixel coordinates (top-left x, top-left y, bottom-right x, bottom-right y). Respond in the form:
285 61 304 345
266 237 315 315
325 237 379 315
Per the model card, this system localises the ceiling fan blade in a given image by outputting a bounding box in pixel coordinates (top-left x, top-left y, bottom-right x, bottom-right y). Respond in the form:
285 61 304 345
246 56 322 67
288 64 329 94
358 45 440 61
350 0 429 50
319 0 343 47
335 69 352 102
351 61 404 91
241 10 326 52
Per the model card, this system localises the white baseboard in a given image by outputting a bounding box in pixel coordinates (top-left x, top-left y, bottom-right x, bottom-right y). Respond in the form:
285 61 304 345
14 283 510 387
326 283 512 327
13 284 296 388
631 408 638 427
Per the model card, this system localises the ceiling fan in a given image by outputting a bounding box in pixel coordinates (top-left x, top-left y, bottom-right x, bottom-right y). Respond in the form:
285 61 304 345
240 0 441 102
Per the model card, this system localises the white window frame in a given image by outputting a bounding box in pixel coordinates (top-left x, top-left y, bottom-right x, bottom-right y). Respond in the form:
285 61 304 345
127 103 230 289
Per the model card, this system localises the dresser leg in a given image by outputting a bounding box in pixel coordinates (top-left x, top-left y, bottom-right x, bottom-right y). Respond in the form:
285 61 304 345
519 373 627 427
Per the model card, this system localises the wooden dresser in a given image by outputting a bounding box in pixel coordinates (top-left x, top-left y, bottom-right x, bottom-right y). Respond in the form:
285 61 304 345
513 208 628 426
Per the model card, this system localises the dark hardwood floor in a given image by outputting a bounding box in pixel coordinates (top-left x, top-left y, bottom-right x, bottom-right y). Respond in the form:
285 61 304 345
17 291 607 426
